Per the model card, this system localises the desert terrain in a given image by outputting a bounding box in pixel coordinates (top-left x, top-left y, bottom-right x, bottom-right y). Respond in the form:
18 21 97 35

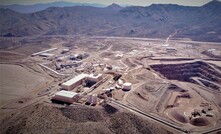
0 1 221 134
0 34 220 134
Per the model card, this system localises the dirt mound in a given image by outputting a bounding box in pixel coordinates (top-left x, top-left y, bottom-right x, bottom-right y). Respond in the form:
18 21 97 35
171 110 188 123
1 103 172 134
190 117 210 126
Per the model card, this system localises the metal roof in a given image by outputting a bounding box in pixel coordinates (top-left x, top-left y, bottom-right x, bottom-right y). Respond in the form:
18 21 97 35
55 90 78 98
88 74 102 79
39 53 55 57
62 74 88 86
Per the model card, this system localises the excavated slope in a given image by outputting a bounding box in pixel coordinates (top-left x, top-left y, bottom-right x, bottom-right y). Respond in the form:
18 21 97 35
150 61 221 89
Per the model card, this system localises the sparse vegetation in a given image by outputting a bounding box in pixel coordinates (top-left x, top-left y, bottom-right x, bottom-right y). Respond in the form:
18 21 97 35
1 104 171 134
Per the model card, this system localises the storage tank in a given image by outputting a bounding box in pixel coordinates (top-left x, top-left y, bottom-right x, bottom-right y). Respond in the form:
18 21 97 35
123 83 132 91
118 79 123 86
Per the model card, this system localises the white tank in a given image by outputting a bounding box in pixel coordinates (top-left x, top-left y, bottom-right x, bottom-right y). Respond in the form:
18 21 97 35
123 83 132 91
118 79 123 86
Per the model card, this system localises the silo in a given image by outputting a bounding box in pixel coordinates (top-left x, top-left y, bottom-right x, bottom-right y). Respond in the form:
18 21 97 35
118 79 123 86
123 83 132 91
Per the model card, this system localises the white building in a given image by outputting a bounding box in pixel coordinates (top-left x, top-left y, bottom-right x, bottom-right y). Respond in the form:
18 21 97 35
87 94 93 104
92 94 98 105
61 73 102 90
87 74 102 83
61 48 70 54
61 74 88 90
86 94 98 105
39 53 55 57
162 44 169 47
31 48 57 56
52 90 79 103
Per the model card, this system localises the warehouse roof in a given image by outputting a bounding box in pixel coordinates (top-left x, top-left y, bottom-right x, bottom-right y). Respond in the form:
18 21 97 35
39 53 55 57
62 74 88 86
55 90 78 98
88 73 102 79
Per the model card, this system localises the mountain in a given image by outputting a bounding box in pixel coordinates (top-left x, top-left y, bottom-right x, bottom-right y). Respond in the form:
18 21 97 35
0 1 221 42
0 1 106 13
107 3 123 11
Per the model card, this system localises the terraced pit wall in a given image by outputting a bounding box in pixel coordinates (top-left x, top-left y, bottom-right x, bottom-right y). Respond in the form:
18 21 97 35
150 61 221 90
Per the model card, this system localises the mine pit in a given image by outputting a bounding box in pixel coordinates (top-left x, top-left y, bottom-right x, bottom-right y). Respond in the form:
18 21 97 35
150 61 221 91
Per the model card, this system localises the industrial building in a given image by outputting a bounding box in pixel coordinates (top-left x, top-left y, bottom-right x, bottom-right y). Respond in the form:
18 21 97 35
61 73 103 90
61 48 70 54
61 74 88 90
31 48 57 56
92 94 98 105
69 53 89 61
86 94 98 105
52 90 79 103
87 74 103 83
162 44 169 47
87 94 93 104
39 53 55 57
60 61 82 68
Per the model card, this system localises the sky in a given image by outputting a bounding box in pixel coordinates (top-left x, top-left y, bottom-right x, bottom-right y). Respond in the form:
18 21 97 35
0 0 216 6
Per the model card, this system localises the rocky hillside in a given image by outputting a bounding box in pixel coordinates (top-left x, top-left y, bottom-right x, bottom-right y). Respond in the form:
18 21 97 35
0 1 221 42
0 103 172 134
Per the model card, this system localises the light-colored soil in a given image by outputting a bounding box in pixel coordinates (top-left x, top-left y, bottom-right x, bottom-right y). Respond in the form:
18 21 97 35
0 51 25 61
0 64 47 107
1 36 221 133
126 82 166 113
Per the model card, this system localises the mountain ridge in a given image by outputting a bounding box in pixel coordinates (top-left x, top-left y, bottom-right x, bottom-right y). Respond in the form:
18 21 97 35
0 1 221 42
0 1 106 13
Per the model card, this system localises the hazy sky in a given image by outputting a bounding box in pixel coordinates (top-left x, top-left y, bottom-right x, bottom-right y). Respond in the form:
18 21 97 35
0 0 216 6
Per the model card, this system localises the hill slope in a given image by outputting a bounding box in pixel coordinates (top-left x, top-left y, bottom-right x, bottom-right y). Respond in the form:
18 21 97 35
1 104 172 134
0 1 221 42
0 1 105 13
